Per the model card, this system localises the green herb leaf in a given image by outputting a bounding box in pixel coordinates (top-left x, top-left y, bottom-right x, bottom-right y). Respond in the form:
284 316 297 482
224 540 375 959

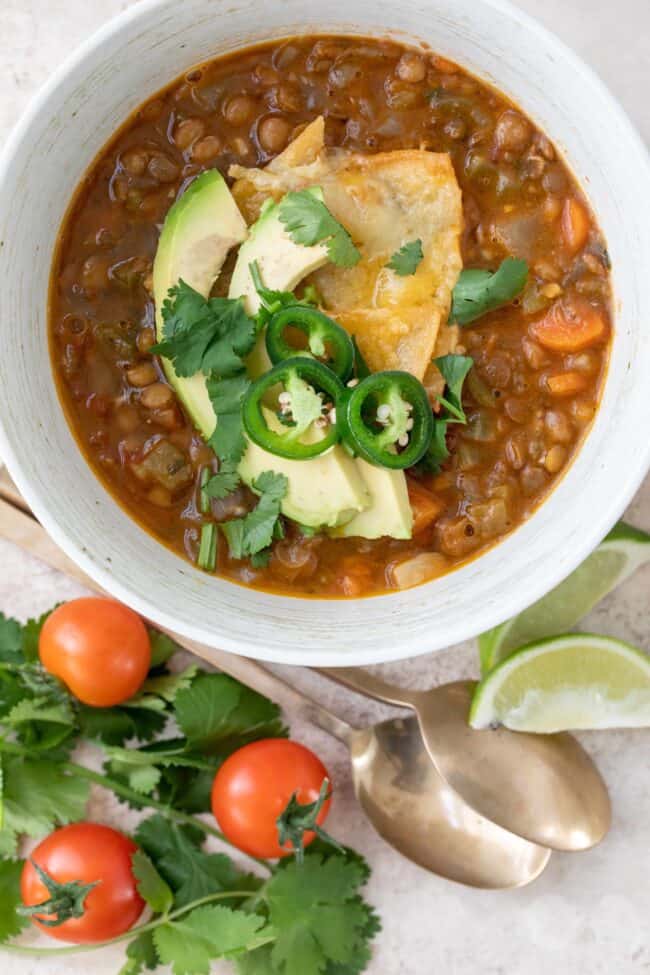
207 372 251 465
222 472 287 562
136 815 260 908
0 614 23 665
77 704 167 746
154 905 270 975
120 931 159 975
21 608 59 663
450 257 528 325
417 419 450 474
0 756 89 856
385 239 423 276
205 464 241 500
152 281 256 379
174 673 286 755
433 354 474 423
132 849 174 915
278 189 361 268
149 629 179 668
265 854 375 975
0 859 28 943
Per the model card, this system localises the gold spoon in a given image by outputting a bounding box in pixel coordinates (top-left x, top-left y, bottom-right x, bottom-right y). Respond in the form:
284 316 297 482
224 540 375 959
0 482 550 888
320 668 611 851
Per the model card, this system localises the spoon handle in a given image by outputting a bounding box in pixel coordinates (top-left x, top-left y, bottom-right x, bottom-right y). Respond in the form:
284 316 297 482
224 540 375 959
318 666 419 709
0 488 353 745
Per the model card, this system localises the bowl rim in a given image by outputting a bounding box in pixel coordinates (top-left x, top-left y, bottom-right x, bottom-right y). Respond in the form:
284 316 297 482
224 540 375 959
1 0 649 665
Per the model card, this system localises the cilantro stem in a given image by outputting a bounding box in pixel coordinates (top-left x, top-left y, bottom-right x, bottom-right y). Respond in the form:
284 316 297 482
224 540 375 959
3 889 273 957
0 742 273 874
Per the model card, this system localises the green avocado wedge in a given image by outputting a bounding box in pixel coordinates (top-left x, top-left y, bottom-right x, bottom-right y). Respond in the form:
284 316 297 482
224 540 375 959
152 170 248 440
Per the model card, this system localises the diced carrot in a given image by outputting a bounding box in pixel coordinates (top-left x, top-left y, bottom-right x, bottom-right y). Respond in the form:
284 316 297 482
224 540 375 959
407 479 446 535
545 371 589 397
561 198 589 254
530 297 607 353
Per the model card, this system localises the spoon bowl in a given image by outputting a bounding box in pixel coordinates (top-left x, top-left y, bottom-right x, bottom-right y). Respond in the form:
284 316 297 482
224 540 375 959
349 715 550 888
323 669 611 851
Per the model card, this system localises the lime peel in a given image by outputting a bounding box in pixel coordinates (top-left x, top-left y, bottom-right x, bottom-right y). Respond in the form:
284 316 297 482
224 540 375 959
479 521 650 674
470 633 650 733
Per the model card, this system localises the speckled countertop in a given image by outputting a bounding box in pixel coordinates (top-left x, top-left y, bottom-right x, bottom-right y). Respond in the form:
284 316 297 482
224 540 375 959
1 1 650 972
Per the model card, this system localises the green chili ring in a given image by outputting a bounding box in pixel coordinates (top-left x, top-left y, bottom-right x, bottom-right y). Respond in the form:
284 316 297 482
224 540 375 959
339 370 434 470
242 357 344 460
265 305 354 381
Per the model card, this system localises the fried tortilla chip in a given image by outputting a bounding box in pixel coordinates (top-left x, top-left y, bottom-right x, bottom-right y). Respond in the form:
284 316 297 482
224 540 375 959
230 118 463 382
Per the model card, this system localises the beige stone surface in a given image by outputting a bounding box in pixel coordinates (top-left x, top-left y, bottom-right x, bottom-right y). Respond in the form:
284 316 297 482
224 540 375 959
1 1 649 972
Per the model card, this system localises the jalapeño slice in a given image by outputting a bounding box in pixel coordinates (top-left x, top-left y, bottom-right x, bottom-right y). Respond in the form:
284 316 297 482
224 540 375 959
265 305 354 381
339 370 433 469
242 357 343 460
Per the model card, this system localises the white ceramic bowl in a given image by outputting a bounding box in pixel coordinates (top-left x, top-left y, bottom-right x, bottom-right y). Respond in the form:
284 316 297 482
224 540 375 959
1 0 649 665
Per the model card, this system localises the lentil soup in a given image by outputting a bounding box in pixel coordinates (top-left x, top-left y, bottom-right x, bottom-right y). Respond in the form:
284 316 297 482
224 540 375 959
50 36 611 598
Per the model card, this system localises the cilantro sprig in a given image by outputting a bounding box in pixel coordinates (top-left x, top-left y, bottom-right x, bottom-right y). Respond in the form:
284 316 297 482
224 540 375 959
278 189 361 268
450 257 528 325
222 471 288 564
417 354 474 474
0 607 379 975
152 282 256 379
386 239 423 276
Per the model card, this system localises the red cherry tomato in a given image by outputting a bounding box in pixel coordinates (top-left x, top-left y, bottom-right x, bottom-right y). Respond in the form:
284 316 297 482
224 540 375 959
39 598 150 707
211 739 331 859
20 823 144 943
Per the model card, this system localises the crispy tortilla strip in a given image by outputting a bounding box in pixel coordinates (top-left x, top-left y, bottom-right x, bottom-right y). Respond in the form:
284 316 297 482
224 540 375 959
230 118 463 381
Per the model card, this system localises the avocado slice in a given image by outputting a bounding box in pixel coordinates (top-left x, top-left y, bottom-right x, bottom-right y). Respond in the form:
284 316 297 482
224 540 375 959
239 408 370 529
231 194 372 529
153 170 248 439
228 193 329 379
331 460 413 540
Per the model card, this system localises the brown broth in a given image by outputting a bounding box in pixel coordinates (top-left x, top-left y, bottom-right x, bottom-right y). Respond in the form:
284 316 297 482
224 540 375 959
49 36 611 598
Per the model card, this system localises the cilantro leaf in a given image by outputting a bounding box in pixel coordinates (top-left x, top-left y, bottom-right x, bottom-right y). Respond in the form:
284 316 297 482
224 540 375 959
222 472 288 562
385 239 423 276
205 464 241 500
207 373 250 465
265 855 375 975
278 189 361 268
0 614 23 665
149 629 179 668
417 419 450 473
152 281 256 379
0 756 89 855
77 703 166 746
450 257 528 325
154 905 270 975
174 673 286 755
0 859 28 943
21 607 60 663
136 815 260 908
5 697 75 752
120 931 159 975
433 354 474 423
132 849 174 915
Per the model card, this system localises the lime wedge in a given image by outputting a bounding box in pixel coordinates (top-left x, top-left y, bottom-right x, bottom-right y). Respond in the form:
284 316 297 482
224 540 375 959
479 522 650 674
470 634 650 732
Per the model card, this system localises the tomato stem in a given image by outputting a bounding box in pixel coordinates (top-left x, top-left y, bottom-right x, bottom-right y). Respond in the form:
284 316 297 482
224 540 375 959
4 889 274 957
0 741 273 874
